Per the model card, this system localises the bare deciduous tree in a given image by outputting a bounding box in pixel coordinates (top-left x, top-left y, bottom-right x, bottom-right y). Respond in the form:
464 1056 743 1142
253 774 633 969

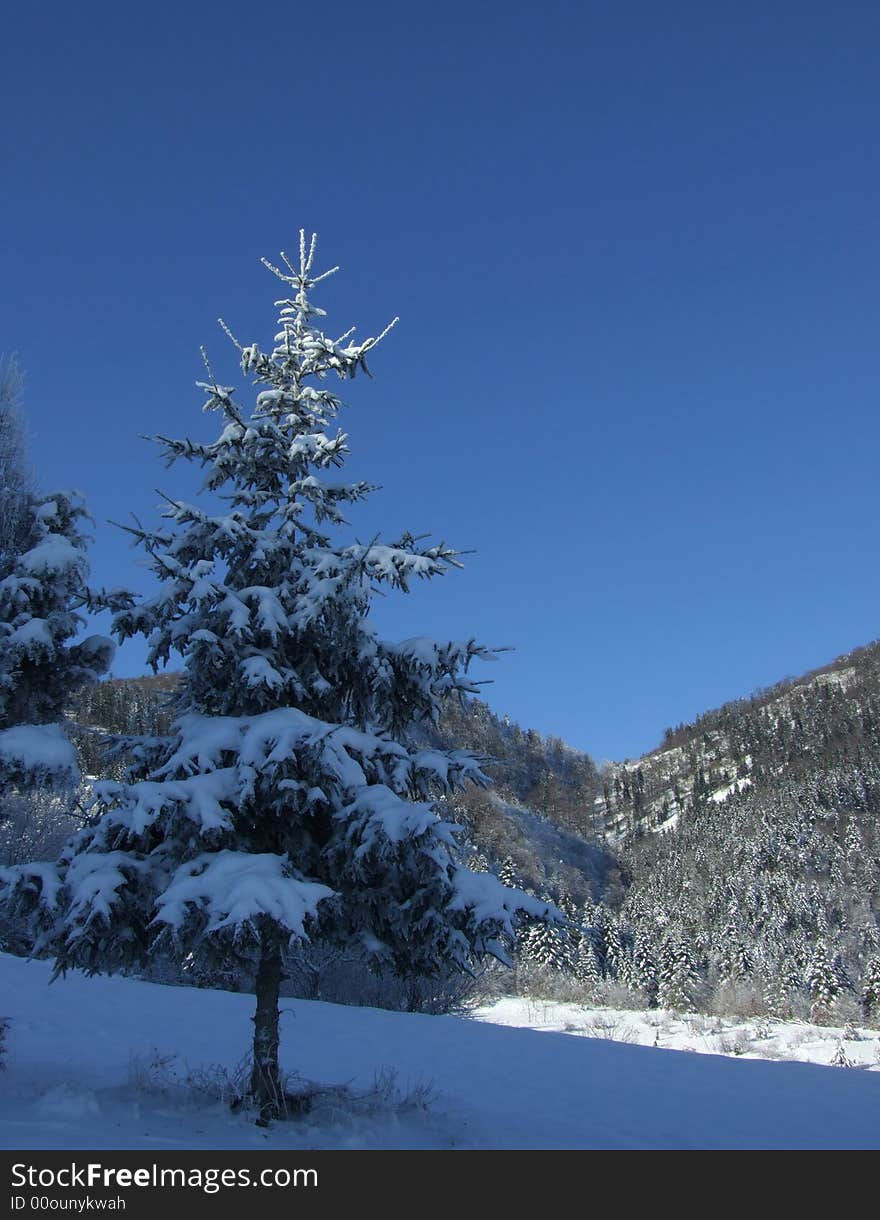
0 354 33 573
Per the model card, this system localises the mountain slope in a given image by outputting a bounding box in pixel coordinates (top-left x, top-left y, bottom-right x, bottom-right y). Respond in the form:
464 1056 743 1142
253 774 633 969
589 642 880 1020
599 640 880 840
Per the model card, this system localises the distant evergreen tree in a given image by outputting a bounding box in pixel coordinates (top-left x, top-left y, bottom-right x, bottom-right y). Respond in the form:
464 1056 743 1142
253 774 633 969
498 856 518 888
520 899 568 972
467 849 490 874
717 920 753 985
760 958 788 1018
657 935 700 1011
632 929 658 1005
574 922 602 989
0 490 113 790
860 955 880 1020
829 1042 854 1068
805 942 840 1020
590 903 611 977
604 918 625 981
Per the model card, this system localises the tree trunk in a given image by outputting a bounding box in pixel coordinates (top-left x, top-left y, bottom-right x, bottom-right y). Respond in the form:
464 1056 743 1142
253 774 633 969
250 927 284 1125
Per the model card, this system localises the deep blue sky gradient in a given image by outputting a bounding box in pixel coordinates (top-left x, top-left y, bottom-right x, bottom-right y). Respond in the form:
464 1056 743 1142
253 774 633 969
2 2 879 760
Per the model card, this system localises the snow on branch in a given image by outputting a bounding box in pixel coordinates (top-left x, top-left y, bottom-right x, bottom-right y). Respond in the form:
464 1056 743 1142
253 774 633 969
0 724 79 789
154 850 333 939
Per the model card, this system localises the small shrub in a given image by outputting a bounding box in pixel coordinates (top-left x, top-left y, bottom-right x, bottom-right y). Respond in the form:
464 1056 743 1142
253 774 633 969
320 1068 437 1119
683 1013 714 1036
597 981 651 1011
710 980 766 1020
129 1048 310 1117
756 1045 793 1062
750 1018 773 1042
127 1048 181 1097
718 1029 751 1057
127 1048 436 1125
283 943 482 1015
828 995 862 1028
810 1001 833 1027
0 907 36 958
514 963 591 1004
583 1015 639 1044
513 967 652 1010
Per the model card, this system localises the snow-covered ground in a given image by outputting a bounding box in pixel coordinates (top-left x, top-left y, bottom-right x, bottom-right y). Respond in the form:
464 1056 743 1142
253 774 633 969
1 953 878 1150
476 996 880 1070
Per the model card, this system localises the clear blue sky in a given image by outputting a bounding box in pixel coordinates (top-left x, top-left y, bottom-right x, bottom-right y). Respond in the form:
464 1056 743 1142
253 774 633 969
2 2 878 762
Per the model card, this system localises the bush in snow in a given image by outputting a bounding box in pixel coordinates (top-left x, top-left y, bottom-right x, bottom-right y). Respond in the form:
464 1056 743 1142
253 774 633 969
281 940 482 1015
1 232 555 1124
0 781 89 956
709 979 767 1021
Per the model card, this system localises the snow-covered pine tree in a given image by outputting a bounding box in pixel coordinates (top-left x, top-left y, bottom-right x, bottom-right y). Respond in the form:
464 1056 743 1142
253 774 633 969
805 941 839 1022
631 928 657 1005
1 232 552 1123
519 900 568 972
0 490 114 790
556 892 580 974
498 856 518 889
657 934 701 1012
603 917 625 980
716 918 753 986
860 955 880 1021
574 931 601 990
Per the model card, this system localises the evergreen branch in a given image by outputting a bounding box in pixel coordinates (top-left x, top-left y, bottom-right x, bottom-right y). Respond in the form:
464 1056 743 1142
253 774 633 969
217 320 244 352
309 265 340 286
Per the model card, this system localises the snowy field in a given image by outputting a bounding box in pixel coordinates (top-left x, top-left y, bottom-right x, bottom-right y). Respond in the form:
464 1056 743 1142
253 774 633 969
1 953 878 1150
476 997 880 1070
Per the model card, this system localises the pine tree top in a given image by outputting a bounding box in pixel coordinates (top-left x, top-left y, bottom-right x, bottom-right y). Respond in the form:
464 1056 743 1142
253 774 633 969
112 232 496 733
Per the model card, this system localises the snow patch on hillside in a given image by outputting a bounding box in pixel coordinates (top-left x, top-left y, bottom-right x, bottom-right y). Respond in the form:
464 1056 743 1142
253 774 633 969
476 997 880 1071
708 776 752 804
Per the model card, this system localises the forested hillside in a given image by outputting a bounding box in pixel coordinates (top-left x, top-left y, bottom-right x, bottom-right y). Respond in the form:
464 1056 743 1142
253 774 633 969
600 641 880 839
615 764 880 1019
7 640 880 1026
547 641 880 1020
